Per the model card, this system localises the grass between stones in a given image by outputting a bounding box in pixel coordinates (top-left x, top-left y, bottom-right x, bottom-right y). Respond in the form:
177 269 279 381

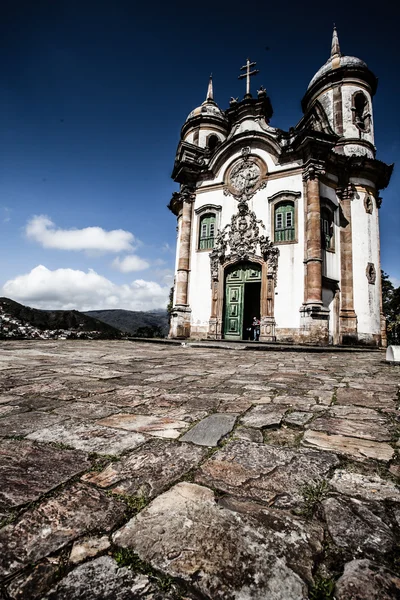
111 546 185 599
300 479 330 519
308 575 336 600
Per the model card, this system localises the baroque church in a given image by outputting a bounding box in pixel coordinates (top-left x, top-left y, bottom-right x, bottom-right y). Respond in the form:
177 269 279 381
168 28 393 346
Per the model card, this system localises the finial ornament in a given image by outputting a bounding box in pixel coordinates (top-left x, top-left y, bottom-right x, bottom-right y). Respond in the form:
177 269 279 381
331 26 341 58
238 58 259 98
206 74 214 102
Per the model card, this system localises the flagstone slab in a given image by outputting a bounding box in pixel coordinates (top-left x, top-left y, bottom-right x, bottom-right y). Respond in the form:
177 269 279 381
335 559 400 600
240 405 287 428
195 440 339 507
233 425 264 443
69 535 111 564
303 430 394 462
329 469 400 502
82 439 207 497
113 482 309 599
335 387 393 408
43 556 172 600
52 401 119 420
0 439 90 511
0 412 68 438
0 483 125 578
323 496 395 557
284 411 313 427
27 421 146 455
326 405 385 421
97 414 190 439
6 558 60 600
307 416 391 441
179 413 237 446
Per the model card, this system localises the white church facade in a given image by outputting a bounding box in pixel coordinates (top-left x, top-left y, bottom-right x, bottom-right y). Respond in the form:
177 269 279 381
168 29 393 346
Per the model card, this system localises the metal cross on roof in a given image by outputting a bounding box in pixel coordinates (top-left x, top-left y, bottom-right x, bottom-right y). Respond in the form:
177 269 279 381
238 58 259 98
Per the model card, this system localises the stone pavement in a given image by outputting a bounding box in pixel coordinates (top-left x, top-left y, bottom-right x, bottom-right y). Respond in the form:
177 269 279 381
0 340 399 599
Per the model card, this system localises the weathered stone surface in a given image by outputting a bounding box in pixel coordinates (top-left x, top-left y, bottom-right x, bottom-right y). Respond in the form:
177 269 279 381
97 414 189 439
44 556 171 599
271 395 317 410
0 412 67 437
53 401 119 419
233 425 264 443
303 430 394 462
69 535 111 564
113 482 309 599
6 558 61 600
327 405 385 421
180 414 236 446
82 439 207 497
27 421 146 455
240 405 287 428
323 497 395 557
335 559 400 600
218 496 324 584
0 439 90 511
0 483 125 577
330 470 400 502
308 417 391 441
195 440 339 507
284 411 313 427
336 387 393 408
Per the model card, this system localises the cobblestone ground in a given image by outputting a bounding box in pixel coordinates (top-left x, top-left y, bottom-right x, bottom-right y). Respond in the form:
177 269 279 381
0 340 399 599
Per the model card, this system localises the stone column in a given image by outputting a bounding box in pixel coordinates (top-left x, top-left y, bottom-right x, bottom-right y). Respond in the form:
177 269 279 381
175 198 193 305
338 185 358 343
169 188 194 339
300 162 329 344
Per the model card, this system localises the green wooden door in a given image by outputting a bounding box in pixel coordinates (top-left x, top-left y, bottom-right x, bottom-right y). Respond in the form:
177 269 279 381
224 263 261 340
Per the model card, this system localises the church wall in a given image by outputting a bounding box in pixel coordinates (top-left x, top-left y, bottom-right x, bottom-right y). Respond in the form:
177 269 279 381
315 89 334 127
189 159 306 338
351 185 381 344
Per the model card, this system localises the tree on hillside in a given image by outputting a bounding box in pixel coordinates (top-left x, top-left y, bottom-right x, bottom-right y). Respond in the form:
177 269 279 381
381 271 400 344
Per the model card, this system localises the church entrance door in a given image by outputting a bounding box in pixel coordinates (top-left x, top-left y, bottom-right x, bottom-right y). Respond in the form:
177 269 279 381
223 263 261 340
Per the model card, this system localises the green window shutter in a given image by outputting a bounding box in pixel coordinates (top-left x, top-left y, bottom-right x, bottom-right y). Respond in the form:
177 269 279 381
199 214 216 250
275 203 295 242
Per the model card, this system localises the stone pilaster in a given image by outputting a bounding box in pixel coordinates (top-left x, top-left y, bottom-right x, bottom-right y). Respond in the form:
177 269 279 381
169 187 194 339
337 185 358 344
300 161 329 344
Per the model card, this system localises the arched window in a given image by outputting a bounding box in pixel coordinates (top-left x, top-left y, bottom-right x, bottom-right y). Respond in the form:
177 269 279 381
321 207 334 250
199 213 216 250
352 92 371 132
274 202 295 242
206 134 220 152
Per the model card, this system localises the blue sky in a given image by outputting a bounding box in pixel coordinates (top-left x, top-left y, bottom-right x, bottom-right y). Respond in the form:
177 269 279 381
1 0 399 311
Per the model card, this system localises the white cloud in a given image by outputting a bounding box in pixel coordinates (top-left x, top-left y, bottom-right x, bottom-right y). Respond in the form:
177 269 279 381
25 215 134 253
112 255 150 272
2 265 170 312
391 276 400 288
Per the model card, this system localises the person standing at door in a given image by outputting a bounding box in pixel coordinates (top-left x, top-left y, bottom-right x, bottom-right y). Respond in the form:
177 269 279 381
252 317 260 341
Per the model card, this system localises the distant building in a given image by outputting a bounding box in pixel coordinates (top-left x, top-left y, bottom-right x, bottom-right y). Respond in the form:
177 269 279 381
168 28 393 346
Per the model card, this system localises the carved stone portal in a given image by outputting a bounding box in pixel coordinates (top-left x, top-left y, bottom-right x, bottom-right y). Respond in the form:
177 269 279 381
208 194 279 341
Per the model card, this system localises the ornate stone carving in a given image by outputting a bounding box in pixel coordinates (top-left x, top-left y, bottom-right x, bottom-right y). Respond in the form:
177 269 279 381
302 160 326 182
224 148 267 199
364 194 373 214
336 183 356 201
210 198 279 282
366 262 376 284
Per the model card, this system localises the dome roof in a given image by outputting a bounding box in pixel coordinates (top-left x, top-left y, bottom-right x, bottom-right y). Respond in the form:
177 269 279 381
185 76 227 123
186 100 226 121
307 55 368 91
306 28 374 95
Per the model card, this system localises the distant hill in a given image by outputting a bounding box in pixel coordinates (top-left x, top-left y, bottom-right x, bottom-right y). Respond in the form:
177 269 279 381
0 297 122 339
84 309 169 337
